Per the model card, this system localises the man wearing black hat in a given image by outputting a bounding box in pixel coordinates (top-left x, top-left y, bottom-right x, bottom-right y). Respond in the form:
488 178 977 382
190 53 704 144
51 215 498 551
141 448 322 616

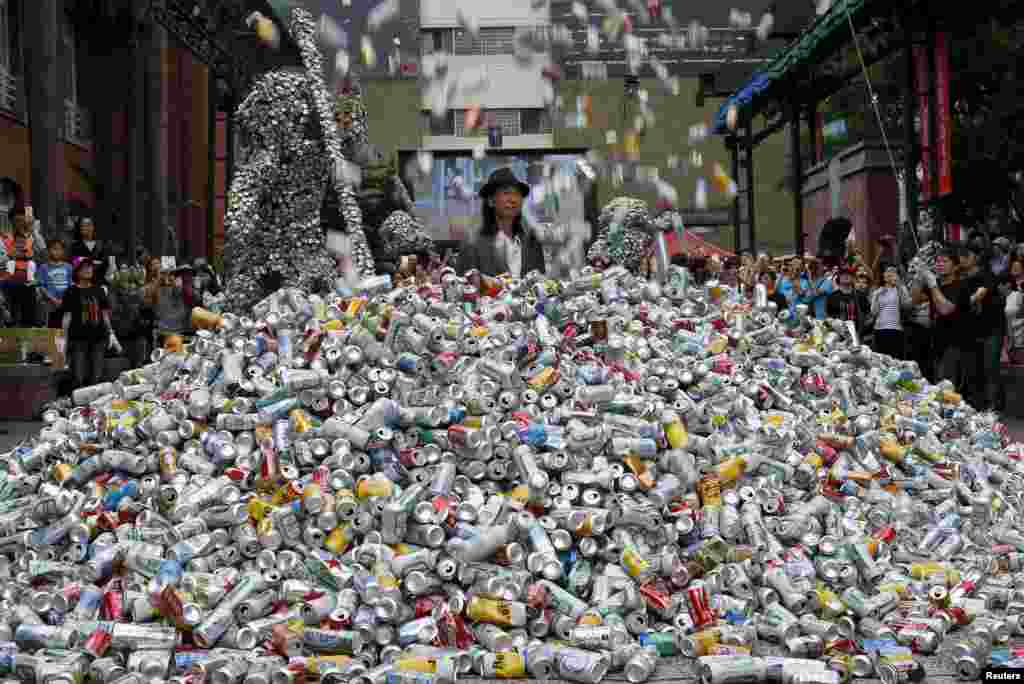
455 168 545 278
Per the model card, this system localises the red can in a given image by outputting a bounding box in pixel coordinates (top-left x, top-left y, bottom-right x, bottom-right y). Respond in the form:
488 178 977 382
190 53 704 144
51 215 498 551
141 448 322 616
100 588 124 621
82 627 112 657
686 581 715 628
526 582 549 610
415 595 444 618
640 581 671 612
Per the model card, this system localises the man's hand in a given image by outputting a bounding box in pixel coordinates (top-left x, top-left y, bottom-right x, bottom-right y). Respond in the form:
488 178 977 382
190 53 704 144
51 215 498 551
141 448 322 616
108 332 122 354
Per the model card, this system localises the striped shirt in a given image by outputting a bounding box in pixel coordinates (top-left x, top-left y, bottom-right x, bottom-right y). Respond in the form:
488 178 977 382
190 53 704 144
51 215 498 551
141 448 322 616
874 287 903 331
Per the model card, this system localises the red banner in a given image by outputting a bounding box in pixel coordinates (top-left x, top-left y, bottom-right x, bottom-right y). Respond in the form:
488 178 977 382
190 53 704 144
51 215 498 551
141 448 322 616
914 46 932 202
934 32 953 197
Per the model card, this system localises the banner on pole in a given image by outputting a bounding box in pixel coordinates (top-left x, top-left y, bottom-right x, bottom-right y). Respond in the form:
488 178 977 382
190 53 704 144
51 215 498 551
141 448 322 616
913 46 932 203
934 32 953 197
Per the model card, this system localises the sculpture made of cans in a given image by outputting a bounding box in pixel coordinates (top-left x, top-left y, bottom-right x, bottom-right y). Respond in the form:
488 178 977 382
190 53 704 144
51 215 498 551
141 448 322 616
586 197 653 274
221 2 375 315
321 79 436 274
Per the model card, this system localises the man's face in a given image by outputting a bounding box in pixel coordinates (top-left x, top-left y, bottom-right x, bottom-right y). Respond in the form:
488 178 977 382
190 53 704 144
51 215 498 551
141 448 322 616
883 269 898 287
961 252 978 270
855 274 870 291
935 255 952 276
493 186 523 218
48 244 64 262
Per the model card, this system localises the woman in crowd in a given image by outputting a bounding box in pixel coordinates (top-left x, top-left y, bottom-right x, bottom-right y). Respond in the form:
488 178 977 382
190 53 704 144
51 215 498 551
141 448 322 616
62 258 120 389
869 265 912 359
70 217 111 284
456 168 545 279
777 256 804 315
800 257 834 320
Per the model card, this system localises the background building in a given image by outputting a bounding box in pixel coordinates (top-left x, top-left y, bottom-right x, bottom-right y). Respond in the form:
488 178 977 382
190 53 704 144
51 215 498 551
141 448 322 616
359 0 800 255
0 0 214 263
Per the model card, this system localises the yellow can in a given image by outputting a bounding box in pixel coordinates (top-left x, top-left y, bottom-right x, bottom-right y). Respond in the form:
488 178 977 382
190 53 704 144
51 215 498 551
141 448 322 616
290 409 313 434
909 562 947 581
325 524 354 554
303 655 352 672
715 456 747 486
879 438 906 465
303 483 323 507
578 610 602 626
51 463 73 484
663 418 689 450
466 596 524 626
191 307 224 331
356 476 393 499
486 651 526 678
620 544 651 581
394 657 440 674
688 627 721 657
248 498 276 523
506 485 530 508
527 367 557 390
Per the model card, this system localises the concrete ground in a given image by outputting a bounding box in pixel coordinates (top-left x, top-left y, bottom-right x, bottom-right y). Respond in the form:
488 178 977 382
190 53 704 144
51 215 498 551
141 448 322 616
2 416 1022 683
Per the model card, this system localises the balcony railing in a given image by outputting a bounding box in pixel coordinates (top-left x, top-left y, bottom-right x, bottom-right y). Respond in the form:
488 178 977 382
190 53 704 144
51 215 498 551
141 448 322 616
65 99 90 145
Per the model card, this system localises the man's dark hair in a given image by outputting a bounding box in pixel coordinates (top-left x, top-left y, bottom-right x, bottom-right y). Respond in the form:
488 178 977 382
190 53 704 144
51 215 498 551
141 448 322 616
46 238 64 249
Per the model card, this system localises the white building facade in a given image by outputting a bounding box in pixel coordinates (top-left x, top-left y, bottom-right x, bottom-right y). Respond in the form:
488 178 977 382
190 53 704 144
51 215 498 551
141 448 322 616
419 0 555 151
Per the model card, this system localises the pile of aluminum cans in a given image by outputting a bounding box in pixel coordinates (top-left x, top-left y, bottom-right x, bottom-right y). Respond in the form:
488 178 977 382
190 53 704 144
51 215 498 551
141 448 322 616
1 265 1019 684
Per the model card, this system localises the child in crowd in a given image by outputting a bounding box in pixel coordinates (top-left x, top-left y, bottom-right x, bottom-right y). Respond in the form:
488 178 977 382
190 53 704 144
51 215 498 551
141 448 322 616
2 214 39 325
62 258 121 390
37 239 72 327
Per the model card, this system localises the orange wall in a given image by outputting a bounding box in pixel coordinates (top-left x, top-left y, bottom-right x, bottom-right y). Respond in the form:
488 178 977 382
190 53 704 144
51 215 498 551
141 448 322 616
0 112 97 210
0 115 33 197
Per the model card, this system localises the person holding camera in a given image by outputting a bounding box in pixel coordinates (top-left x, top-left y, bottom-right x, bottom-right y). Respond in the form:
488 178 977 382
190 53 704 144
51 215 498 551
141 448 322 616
914 247 972 388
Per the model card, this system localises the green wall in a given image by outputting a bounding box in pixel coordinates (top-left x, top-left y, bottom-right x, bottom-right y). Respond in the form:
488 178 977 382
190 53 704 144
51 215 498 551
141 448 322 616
362 78 426 154
360 76 795 255
555 78 793 255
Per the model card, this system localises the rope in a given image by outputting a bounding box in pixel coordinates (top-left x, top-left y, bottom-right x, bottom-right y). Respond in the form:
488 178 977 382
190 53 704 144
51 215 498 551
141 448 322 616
842 2 919 250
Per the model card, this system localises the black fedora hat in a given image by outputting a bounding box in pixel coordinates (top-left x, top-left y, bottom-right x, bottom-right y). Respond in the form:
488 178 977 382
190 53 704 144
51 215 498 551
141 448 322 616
479 167 530 199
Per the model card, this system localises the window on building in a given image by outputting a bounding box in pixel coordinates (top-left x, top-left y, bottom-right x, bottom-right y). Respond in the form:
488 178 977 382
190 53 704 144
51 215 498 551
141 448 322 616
453 27 516 56
423 110 455 136
420 28 453 54
520 108 552 135
482 109 521 137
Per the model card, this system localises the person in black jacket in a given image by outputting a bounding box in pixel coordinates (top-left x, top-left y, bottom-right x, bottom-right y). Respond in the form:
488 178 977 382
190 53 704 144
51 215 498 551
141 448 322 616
69 217 110 284
827 266 870 340
456 168 545 279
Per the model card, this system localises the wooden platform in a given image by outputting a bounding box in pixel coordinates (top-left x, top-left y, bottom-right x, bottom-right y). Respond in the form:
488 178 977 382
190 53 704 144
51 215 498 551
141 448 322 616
0 357 131 419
